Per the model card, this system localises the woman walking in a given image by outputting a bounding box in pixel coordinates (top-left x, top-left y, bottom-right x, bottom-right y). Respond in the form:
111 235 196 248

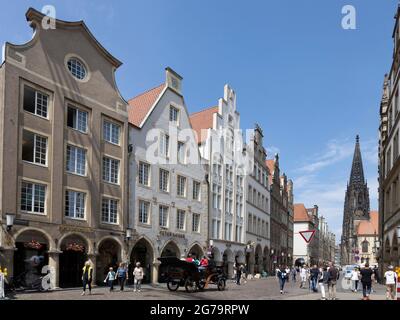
277 265 287 294
104 267 116 292
133 262 144 292
318 266 329 300
81 261 93 296
116 262 128 291
351 267 360 292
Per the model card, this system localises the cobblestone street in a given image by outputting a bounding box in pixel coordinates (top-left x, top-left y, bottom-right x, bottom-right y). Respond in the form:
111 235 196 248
5 277 388 301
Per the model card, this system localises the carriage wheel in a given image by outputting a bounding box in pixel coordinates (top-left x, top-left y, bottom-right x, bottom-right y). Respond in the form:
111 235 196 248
184 278 196 293
217 279 226 291
167 280 180 291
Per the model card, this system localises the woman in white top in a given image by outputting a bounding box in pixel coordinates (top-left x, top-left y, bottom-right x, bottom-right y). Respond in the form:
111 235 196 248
351 268 360 292
300 266 308 288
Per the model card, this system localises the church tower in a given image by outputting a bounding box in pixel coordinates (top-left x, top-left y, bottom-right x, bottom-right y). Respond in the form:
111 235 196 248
340 135 370 265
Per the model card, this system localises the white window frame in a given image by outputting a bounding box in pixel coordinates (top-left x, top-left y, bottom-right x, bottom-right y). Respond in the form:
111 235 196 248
193 180 201 201
67 105 88 133
20 181 46 215
176 209 186 231
169 106 180 124
65 190 86 220
138 200 150 225
101 197 119 225
23 86 49 119
22 130 48 166
177 175 187 197
103 120 121 145
103 156 120 185
66 144 86 176
160 133 170 157
159 205 169 228
159 168 170 192
192 213 200 233
138 161 150 186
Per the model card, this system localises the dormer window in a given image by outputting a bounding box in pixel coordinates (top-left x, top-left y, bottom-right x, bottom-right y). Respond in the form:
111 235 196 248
67 57 87 80
169 106 180 124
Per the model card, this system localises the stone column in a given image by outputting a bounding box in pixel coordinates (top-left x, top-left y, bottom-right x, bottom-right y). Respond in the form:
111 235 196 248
152 260 161 284
87 253 97 285
48 250 61 289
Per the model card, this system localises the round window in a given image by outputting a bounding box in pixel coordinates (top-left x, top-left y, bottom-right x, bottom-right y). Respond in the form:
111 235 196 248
67 58 87 80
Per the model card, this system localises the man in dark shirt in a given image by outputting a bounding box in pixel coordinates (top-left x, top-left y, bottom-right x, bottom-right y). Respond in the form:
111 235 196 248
310 265 320 292
360 263 374 300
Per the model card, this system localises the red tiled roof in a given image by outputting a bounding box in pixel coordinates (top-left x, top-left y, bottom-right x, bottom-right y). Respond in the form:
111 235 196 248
189 106 219 144
294 203 311 222
357 211 378 236
128 84 166 128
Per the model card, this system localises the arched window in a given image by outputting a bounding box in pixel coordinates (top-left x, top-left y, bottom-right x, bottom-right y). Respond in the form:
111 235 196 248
362 240 369 253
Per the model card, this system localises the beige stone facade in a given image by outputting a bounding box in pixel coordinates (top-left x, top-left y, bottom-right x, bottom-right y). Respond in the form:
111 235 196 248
0 9 129 288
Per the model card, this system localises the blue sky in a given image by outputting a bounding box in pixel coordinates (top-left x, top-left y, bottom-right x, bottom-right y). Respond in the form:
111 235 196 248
1 1 398 241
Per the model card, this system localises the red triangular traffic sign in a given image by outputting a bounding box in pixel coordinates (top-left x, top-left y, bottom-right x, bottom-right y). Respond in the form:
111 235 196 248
299 230 316 243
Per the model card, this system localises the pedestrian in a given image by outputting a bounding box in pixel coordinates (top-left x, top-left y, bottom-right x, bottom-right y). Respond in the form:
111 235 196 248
300 265 307 288
234 257 242 285
351 267 360 292
193 256 200 266
291 267 297 282
318 266 329 300
133 262 144 293
277 265 287 294
104 267 116 292
310 265 319 293
200 256 209 267
81 260 93 296
186 254 194 263
327 262 339 300
240 264 247 284
116 262 128 291
285 266 291 283
384 265 398 300
360 263 374 300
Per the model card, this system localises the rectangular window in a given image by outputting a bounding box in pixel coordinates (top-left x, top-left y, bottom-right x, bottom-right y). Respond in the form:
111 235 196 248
102 198 118 224
159 205 169 228
66 145 86 175
23 86 49 118
20 181 46 214
177 141 185 163
22 130 47 165
169 106 179 123
138 162 150 186
160 133 170 157
177 209 186 230
65 190 86 219
103 120 121 145
193 181 201 201
159 169 169 192
177 175 186 197
139 200 150 224
67 106 88 133
103 157 120 184
192 213 200 232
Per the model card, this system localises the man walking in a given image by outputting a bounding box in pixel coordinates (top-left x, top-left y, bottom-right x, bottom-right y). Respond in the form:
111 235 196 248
384 265 398 300
327 263 339 300
310 265 319 293
277 265 287 294
360 263 374 300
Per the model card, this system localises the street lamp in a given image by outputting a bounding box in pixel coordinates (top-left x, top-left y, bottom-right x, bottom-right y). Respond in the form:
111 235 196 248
6 213 15 231
126 228 133 241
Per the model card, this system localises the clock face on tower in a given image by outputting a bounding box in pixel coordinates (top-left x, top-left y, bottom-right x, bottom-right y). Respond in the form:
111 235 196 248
354 209 364 217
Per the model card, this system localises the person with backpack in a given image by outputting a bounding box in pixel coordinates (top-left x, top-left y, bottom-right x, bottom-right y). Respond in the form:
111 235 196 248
277 265 287 294
327 262 339 300
116 262 128 291
360 263 374 300
384 265 398 300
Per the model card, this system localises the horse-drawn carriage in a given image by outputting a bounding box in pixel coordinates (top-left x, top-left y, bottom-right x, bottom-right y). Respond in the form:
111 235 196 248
158 257 226 293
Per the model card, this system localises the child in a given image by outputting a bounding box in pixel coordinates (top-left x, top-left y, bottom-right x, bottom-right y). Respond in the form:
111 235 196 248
104 267 116 292
133 262 144 292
